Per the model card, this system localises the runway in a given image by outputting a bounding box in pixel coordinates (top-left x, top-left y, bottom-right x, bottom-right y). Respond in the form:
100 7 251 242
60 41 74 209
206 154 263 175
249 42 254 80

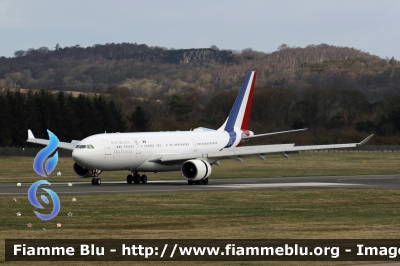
1 174 400 196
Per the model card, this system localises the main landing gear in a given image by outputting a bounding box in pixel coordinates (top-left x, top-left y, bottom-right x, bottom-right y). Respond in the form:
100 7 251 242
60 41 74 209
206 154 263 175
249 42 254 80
91 169 102 185
188 178 209 185
126 171 147 184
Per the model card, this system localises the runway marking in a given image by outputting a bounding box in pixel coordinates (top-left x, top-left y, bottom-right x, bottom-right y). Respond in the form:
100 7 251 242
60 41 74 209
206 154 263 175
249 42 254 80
209 182 364 188
0 182 367 196
0 188 215 195
0 180 186 187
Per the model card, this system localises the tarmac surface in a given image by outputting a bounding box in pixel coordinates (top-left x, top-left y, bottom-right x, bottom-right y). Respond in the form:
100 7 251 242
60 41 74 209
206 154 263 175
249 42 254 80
1 174 400 196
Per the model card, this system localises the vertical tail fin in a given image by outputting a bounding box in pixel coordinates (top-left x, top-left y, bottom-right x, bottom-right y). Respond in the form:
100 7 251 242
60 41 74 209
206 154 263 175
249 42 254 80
218 71 257 131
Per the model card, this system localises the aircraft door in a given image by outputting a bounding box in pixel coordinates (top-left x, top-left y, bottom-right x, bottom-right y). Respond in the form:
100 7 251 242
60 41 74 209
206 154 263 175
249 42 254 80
134 140 141 154
101 140 111 155
192 139 197 152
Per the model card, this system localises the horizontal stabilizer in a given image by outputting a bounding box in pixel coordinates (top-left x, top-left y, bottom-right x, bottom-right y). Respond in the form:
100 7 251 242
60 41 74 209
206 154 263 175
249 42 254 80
28 130 35 139
243 128 308 139
26 130 77 150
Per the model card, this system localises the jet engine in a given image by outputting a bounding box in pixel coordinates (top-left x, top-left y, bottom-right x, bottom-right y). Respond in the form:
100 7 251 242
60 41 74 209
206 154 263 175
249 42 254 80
181 159 212 181
73 163 91 178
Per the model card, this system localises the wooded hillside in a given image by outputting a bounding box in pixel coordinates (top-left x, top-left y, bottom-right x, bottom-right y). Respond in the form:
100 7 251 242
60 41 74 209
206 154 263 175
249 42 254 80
1 42 400 146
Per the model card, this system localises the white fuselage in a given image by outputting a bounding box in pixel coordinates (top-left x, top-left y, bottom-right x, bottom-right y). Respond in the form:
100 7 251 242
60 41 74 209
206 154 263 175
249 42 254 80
72 128 241 172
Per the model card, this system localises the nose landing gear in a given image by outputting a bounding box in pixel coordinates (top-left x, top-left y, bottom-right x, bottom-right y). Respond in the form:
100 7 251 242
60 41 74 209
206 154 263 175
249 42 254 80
91 177 101 185
91 169 102 185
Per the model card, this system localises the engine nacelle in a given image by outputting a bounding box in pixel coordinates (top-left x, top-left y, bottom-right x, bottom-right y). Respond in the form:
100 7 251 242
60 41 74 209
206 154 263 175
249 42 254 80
73 163 91 178
181 159 212 181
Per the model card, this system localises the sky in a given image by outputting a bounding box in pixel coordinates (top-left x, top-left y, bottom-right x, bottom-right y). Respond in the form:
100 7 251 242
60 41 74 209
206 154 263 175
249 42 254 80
0 0 399 59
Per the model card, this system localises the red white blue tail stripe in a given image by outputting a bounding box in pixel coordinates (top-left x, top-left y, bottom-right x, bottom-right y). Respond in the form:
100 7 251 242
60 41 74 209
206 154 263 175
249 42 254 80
219 71 257 148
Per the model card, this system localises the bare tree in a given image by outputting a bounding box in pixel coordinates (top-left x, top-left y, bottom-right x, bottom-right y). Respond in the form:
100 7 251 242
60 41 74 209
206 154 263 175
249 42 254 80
339 89 367 126
37 47 50 53
320 88 338 123
4 72 24 88
302 88 322 127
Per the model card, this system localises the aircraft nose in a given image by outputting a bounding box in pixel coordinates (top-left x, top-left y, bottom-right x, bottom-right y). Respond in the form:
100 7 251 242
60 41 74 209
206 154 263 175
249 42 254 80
72 149 79 160
72 149 85 166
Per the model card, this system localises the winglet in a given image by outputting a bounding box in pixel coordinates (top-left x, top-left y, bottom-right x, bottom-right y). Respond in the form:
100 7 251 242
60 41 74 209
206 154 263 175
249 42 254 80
358 134 374 145
28 130 35 140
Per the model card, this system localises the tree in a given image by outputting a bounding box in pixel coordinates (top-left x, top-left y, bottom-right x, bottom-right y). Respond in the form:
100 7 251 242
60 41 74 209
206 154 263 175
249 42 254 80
277 44 290 51
251 86 296 128
205 90 237 126
0 89 133 146
296 87 323 128
24 90 41 138
4 72 23 88
168 94 193 122
37 47 50 54
5 89 26 145
128 106 151 132
107 100 127 132
14 50 26 57
339 89 367 126
320 89 338 123
0 95 12 145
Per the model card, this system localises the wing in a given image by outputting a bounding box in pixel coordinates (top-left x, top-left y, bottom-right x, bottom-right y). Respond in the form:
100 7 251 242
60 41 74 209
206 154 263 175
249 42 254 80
27 130 78 150
148 134 374 163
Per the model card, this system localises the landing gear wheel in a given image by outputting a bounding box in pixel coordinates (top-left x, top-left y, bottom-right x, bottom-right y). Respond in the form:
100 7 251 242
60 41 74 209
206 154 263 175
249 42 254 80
195 180 202 185
91 178 96 185
96 178 101 185
188 180 194 185
127 175 133 184
140 175 147 184
201 178 209 185
133 174 141 184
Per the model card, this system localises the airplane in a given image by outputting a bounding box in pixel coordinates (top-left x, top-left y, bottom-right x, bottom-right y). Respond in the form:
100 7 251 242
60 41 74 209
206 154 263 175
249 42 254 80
27 71 373 186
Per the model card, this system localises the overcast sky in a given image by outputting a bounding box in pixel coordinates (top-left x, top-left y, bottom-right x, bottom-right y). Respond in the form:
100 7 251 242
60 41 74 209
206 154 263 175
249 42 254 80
1 0 399 59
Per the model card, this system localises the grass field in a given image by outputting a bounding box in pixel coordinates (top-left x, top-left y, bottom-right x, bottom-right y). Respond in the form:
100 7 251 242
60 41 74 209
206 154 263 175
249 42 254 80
2 189 400 265
1 151 400 183
1 153 400 265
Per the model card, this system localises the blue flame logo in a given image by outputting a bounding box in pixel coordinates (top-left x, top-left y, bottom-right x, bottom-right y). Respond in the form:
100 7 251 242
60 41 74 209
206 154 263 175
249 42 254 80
33 130 59 177
28 180 60 221
28 130 61 221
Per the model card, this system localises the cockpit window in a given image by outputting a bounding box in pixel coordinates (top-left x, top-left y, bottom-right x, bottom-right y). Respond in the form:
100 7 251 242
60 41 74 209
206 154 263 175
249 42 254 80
75 144 95 149
75 145 89 149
